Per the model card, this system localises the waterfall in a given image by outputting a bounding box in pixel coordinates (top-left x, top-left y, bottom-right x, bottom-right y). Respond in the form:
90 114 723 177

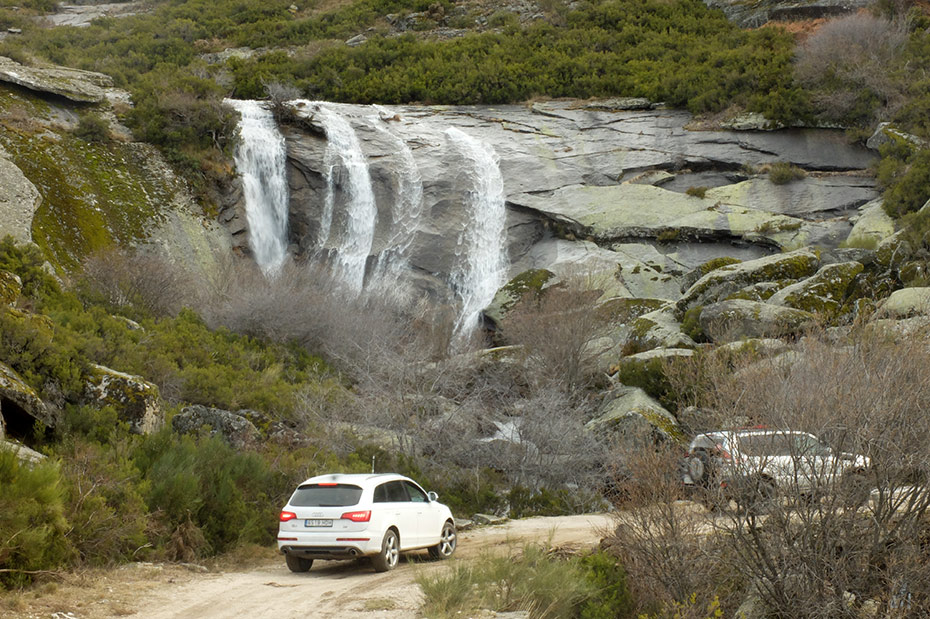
368 107 424 296
227 99 289 276
445 127 508 340
312 104 377 295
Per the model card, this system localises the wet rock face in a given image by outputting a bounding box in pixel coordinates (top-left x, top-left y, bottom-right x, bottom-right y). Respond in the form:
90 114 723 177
280 100 876 304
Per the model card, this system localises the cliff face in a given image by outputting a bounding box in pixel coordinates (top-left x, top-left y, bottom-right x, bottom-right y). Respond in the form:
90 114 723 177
278 100 877 305
0 56 230 277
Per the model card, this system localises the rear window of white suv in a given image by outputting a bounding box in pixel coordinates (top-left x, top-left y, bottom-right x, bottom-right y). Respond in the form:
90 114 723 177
290 483 363 507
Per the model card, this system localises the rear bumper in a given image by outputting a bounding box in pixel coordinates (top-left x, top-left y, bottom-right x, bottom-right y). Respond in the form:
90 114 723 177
279 544 371 559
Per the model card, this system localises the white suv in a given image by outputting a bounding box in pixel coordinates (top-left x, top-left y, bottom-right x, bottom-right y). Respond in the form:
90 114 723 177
683 429 870 505
277 473 456 572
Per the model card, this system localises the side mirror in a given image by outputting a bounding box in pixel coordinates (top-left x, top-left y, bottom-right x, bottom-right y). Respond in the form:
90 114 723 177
427 491 439 502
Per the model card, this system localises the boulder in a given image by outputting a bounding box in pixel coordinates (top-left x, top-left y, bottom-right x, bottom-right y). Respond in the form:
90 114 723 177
677 248 820 313
0 55 113 103
0 439 46 465
866 122 929 152
171 405 261 449
628 304 696 352
699 299 815 342
704 175 877 218
0 361 56 436
85 364 162 434
0 148 41 243
585 386 682 446
623 347 695 363
725 281 792 302
766 261 863 316
845 199 894 248
876 287 930 318
483 269 555 328
0 270 22 306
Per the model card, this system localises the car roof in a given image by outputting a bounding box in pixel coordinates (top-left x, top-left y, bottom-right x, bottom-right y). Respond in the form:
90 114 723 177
296 473 412 488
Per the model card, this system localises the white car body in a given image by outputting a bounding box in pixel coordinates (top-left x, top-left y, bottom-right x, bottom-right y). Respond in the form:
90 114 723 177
277 473 456 572
684 429 870 494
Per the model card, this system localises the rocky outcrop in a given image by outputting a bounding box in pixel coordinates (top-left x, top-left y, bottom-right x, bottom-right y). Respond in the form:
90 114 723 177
845 202 895 253
0 147 41 243
484 269 555 328
703 0 872 28
0 361 56 436
172 405 262 449
677 248 821 313
0 270 21 306
585 386 681 446
699 299 815 342
0 55 113 103
877 287 930 318
627 304 696 351
281 100 874 304
85 364 162 434
0 439 46 465
767 261 863 315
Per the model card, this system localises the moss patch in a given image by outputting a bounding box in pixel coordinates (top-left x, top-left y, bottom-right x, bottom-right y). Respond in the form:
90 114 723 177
0 86 174 270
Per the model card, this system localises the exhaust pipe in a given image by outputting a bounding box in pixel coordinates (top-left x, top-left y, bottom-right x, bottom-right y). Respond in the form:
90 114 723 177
348 549 357 556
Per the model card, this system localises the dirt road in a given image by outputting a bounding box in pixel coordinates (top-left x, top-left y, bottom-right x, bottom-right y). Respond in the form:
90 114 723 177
5 514 613 619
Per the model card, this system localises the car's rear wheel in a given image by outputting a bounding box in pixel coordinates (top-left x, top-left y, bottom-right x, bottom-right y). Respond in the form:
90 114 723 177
285 554 313 573
372 529 399 572
428 521 457 560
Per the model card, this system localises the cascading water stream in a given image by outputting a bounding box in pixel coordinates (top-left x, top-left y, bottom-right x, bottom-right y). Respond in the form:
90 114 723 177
368 106 424 295
309 103 378 295
227 99 289 276
445 127 508 341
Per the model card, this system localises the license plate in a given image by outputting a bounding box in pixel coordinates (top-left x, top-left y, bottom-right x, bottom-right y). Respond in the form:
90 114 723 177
305 519 333 527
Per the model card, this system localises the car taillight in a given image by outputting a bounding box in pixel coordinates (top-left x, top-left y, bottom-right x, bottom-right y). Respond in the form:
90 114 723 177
280 510 297 522
341 510 371 522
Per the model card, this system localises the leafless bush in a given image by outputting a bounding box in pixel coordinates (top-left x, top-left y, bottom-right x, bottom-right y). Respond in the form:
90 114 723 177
607 446 731 616
795 13 910 122
79 247 195 317
639 332 930 617
501 274 609 392
263 80 302 124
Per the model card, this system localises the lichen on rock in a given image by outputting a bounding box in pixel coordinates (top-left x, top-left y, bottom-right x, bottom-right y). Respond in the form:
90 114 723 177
84 364 162 434
766 261 863 317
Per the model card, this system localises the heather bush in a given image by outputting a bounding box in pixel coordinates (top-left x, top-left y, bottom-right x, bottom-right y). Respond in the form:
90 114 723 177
0 452 73 588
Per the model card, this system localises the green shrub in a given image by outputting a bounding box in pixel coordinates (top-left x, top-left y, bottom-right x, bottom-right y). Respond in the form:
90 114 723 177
681 305 704 342
132 432 288 557
0 452 74 587
73 113 112 143
685 186 707 198
417 543 600 618
767 162 808 185
57 438 150 565
616 357 683 411
576 550 635 619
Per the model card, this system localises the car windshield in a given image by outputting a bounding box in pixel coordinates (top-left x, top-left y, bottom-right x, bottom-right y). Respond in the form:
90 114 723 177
290 484 363 507
737 433 831 457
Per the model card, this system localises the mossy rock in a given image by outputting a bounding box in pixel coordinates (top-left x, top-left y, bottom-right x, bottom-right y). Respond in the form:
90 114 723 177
877 287 930 318
626 305 696 353
767 261 864 318
483 269 555 327
596 297 666 324
84 364 162 434
679 256 743 293
584 385 683 445
699 299 815 343
677 248 820 315
0 270 22 306
725 280 792 302
0 360 56 431
874 232 911 271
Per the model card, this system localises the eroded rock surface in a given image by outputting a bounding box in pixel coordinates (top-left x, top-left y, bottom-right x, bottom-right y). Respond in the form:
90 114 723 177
172 405 262 449
0 55 113 103
0 146 40 243
85 364 162 434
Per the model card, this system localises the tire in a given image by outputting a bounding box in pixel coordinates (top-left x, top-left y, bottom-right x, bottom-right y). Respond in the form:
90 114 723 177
372 529 400 572
428 521 457 560
691 450 715 488
285 554 313 573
